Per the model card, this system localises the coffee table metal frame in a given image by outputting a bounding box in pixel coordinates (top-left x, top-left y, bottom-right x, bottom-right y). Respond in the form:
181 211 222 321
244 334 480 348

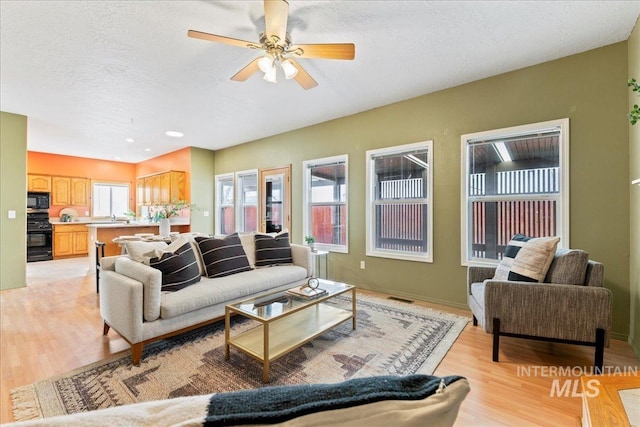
224 279 356 382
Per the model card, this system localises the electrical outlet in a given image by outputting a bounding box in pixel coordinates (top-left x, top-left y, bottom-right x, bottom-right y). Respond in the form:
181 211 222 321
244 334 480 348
360 261 365 269
203 211 209 217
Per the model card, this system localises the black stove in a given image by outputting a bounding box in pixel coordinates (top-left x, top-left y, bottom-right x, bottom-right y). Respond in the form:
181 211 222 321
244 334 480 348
27 210 53 262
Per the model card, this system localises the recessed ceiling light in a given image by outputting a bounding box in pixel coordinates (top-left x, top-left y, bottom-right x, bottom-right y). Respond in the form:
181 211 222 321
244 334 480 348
114 156 121 160
125 138 135 143
144 148 151 152
165 130 184 138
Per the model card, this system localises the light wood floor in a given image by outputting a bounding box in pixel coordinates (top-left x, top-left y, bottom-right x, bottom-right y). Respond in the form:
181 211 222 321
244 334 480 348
1 258 638 425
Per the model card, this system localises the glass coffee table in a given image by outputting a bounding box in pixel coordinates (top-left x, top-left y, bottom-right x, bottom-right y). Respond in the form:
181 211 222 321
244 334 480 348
225 279 356 382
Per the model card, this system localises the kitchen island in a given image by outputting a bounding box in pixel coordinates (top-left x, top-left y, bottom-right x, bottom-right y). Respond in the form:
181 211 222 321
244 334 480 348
87 221 190 269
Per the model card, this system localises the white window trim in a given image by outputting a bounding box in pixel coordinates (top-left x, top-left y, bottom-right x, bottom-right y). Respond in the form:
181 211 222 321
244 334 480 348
365 140 433 263
214 173 234 236
91 180 130 218
460 118 570 266
302 154 349 253
234 169 258 233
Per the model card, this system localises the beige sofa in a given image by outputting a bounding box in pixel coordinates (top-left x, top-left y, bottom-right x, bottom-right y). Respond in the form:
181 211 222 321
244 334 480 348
99 233 313 364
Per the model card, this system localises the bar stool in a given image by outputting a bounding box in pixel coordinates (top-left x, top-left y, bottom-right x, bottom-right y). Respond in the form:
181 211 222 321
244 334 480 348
95 241 105 293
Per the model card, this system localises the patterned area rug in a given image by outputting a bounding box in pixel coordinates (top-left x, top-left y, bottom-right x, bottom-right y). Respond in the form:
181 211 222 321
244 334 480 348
11 294 468 421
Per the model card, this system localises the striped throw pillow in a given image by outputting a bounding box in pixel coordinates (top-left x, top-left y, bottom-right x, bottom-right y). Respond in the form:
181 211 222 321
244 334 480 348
255 232 293 267
493 234 530 280
149 242 201 292
508 236 560 282
195 233 252 278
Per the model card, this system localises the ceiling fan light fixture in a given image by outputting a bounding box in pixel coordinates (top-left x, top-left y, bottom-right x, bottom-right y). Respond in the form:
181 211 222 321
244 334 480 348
281 58 298 79
263 65 277 83
258 54 274 73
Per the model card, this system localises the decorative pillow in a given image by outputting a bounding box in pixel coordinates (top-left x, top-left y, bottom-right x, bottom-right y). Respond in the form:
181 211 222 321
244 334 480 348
195 233 252 278
544 248 589 285
508 236 561 282
123 240 169 262
204 374 469 426
238 232 256 268
493 234 530 280
254 232 293 267
148 241 201 292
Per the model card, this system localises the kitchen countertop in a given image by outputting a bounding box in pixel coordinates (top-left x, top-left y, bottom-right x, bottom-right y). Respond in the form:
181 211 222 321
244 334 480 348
85 221 189 228
50 218 190 227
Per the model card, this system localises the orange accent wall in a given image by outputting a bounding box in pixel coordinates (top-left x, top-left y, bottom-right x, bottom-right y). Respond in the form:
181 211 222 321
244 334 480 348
136 147 192 201
28 152 138 217
27 148 193 218
28 152 137 179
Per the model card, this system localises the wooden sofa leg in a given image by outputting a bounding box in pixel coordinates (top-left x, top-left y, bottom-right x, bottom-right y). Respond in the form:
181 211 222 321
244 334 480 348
472 315 478 326
131 343 143 365
492 318 500 362
103 322 110 335
594 328 605 374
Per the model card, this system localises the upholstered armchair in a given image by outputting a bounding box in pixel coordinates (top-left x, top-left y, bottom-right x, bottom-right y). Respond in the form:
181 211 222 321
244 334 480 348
467 248 611 371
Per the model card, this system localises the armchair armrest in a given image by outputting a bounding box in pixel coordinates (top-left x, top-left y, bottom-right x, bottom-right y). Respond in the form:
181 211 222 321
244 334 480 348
467 266 497 294
482 280 612 344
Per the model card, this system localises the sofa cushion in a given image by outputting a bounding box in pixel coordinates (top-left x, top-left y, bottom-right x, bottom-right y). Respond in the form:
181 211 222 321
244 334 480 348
469 282 485 310
149 241 201 292
160 265 308 319
255 232 293 267
195 233 252 278
508 236 560 282
545 248 589 285
493 234 530 280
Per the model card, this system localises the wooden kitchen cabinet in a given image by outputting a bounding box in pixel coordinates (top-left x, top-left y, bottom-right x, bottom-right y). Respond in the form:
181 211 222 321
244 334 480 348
28 174 52 192
52 177 70 205
53 224 89 257
71 177 89 205
51 176 89 206
136 171 185 205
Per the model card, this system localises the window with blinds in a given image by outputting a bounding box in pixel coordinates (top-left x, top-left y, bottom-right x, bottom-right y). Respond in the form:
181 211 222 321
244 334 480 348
366 141 433 262
461 118 570 265
302 155 348 253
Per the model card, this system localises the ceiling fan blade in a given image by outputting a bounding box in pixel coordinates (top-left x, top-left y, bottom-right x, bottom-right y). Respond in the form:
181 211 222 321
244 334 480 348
188 30 260 50
288 58 318 90
264 0 289 46
230 58 262 82
289 43 355 60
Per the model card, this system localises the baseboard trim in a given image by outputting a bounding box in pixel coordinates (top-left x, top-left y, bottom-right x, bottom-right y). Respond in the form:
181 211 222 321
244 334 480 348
629 335 640 361
354 284 470 311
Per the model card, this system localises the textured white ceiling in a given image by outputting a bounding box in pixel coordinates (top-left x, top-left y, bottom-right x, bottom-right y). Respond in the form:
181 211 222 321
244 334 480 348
1 1 639 163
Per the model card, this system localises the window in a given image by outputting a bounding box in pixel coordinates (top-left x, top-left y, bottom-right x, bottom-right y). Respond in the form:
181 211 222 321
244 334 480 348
92 182 130 217
215 174 234 235
366 141 433 262
235 170 258 232
461 118 569 265
303 155 348 253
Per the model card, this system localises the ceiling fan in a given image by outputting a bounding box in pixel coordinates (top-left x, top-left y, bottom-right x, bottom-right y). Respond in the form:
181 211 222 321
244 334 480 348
188 0 355 90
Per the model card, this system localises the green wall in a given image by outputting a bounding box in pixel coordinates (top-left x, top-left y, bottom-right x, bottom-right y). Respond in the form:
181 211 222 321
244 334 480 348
189 147 215 235
0 112 27 290
215 42 632 339
629 18 640 358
